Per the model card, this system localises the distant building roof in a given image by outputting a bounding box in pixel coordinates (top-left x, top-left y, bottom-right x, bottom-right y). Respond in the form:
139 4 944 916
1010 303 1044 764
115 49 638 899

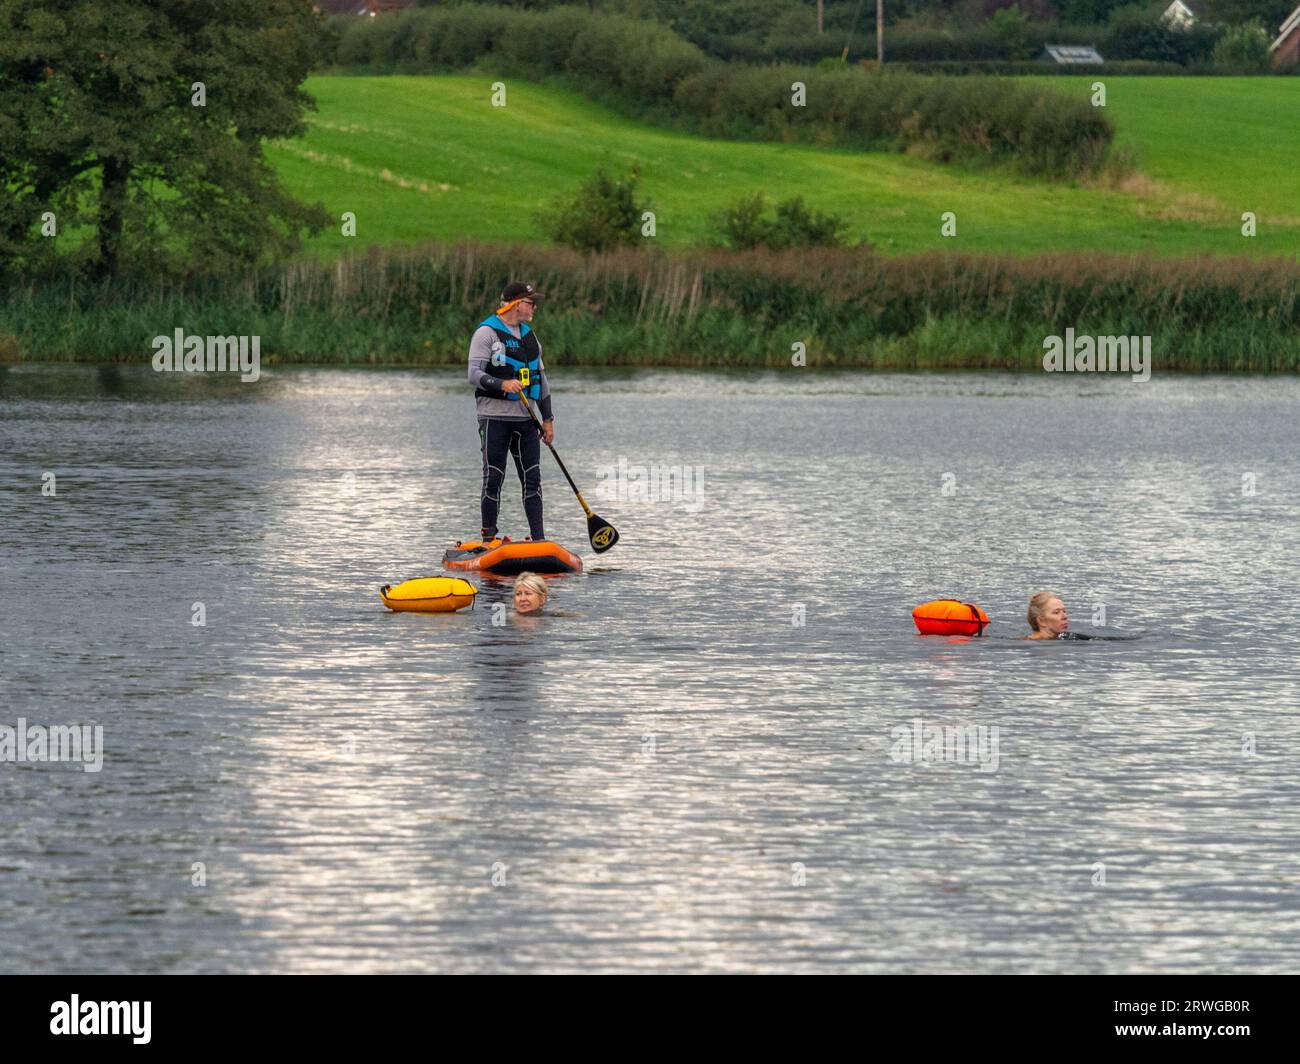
1162 0 1198 24
1043 45 1105 64
1272 6 1300 52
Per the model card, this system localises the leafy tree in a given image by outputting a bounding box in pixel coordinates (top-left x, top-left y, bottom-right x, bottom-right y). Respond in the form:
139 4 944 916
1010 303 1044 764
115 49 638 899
1212 19 1273 67
1104 3 1188 60
1201 0 1294 30
977 0 1059 22
0 0 330 279
538 168 650 252
990 4 1037 59
1054 0 1129 24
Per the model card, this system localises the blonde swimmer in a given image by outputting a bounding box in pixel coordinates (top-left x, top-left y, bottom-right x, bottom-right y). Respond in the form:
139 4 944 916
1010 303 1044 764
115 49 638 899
1025 592 1081 640
513 572 549 615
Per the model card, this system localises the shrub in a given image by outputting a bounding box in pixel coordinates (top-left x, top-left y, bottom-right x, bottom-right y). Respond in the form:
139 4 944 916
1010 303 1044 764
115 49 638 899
1055 0 1129 20
498 6 588 74
332 15 392 67
878 26 1010 63
427 5 508 68
537 168 650 252
990 5 1038 61
1212 21 1272 72
897 59 1187 74
713 193 850 250
771 196 849 249
1102 5 1220 63
715 193 771 250
565 14 708 103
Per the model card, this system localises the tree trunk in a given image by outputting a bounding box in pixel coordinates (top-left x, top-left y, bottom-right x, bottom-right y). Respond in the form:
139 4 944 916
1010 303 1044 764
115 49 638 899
97 156 131 279
877 0 884 64
817 0 824 34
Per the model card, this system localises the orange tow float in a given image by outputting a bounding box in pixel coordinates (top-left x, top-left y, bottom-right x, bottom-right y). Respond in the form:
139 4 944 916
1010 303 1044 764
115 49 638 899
912 600 990 636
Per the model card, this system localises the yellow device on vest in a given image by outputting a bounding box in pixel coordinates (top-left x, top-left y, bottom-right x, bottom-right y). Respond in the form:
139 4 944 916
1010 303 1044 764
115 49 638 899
519 367 530 388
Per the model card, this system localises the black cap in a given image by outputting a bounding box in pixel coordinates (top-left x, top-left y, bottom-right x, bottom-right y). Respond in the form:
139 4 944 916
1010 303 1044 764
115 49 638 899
500 282 542 305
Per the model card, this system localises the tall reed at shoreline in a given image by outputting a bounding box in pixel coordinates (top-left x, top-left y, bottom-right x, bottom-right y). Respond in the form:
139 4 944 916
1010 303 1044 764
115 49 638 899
3 242 1297 371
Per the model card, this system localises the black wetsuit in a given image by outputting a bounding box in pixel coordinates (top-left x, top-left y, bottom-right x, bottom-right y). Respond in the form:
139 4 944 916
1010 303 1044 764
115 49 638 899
479 417 544 540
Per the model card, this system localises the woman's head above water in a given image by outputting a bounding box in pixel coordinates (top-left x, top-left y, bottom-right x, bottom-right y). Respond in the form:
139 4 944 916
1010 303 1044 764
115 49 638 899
1027 592 1068 639
513 572 549 614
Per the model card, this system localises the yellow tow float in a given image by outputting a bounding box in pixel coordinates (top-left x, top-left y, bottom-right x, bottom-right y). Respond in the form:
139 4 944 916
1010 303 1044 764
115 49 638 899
380 576 477 613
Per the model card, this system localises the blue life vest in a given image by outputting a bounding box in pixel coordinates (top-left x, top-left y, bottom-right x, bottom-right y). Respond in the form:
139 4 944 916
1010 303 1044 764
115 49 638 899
474 315 542 401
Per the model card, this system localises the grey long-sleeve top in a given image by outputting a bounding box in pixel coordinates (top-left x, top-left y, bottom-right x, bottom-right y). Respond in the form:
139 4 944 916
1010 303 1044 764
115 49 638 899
468 323 553 421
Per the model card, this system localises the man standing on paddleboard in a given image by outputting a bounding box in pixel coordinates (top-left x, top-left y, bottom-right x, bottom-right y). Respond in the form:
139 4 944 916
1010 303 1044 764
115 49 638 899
468 282 554 542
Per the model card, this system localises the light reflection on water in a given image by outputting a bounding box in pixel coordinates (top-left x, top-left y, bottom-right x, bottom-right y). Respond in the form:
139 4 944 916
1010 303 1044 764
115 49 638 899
1 364 1298 973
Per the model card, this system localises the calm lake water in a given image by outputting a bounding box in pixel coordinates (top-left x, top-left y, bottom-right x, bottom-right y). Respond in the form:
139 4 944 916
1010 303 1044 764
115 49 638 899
2 364 1298 974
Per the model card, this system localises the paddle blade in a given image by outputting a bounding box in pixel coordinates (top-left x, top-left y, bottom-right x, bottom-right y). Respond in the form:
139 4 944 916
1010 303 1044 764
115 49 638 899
588 514 619 553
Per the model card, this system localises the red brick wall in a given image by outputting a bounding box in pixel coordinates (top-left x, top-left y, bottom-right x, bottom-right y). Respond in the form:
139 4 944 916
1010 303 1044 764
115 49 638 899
1274 30 1300 67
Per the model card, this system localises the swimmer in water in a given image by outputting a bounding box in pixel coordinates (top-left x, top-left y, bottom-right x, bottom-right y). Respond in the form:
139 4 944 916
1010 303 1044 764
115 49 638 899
1023 591 1135 640
1025 591 1071 640
513 572 548 615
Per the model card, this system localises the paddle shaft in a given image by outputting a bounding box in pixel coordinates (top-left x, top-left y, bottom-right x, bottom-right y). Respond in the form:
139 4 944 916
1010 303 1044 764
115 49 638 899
519 395 596 519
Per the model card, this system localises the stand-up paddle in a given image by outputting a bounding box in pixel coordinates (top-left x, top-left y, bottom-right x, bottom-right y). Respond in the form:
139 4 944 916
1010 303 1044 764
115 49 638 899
520 394 619 553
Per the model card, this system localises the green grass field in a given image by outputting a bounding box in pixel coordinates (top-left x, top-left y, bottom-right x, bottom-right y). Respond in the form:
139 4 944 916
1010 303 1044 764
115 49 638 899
1029 76 1300 226
265 75 1300 258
